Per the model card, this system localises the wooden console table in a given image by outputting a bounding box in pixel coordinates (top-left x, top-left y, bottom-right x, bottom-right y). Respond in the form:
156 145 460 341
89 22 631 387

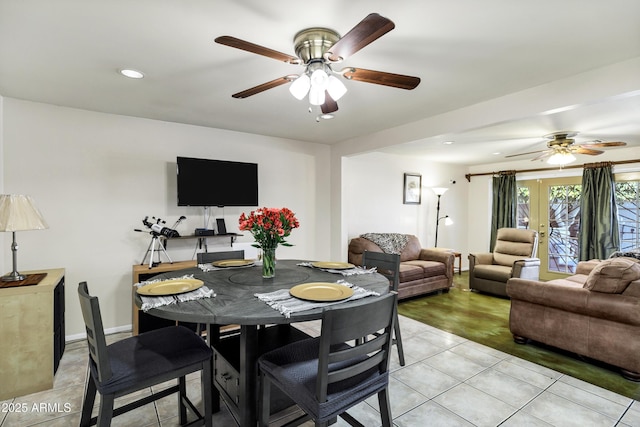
132 260 196 335
0 268 65 400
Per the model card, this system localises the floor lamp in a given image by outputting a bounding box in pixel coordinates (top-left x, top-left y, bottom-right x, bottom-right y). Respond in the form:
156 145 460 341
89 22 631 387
0 194 49 282
432 187 452 247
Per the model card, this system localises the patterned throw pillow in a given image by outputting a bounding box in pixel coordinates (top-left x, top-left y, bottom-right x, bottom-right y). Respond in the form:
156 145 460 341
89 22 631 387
360 233 410 255
609 251 640 261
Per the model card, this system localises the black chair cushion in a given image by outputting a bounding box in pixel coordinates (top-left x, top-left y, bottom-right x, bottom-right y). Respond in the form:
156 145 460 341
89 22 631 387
91 326 212 395
259 337 388 423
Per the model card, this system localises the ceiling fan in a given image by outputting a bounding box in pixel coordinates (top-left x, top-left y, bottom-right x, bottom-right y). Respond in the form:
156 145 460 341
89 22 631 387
506 132 627 165
214 13 421 119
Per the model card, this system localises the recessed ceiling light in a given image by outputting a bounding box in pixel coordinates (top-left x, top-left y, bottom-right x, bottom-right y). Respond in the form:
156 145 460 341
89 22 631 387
119 69 144 79
493 152 501 155
443 141 454 145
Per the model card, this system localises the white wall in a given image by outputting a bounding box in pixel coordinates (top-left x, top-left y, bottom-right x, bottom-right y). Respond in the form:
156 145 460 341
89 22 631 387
343 152 468 264
0 98 331 337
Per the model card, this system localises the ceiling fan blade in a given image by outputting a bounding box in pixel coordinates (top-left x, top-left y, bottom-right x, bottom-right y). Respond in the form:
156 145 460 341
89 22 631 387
580 141 627 148
574 147 604 155
321 92 338 114
532 151 552 161
326 13 395 62
215 36 301 64
342 67 420 90
505 149 546 158
231 76 292 98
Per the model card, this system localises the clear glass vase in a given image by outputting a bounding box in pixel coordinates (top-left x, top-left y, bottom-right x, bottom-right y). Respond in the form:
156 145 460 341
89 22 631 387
262 246 276 278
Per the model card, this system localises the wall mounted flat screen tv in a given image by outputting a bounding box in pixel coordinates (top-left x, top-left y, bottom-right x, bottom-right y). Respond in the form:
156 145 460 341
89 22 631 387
177 156 258 207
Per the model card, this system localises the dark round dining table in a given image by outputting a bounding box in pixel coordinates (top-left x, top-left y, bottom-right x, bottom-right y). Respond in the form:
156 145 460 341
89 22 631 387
135 259 390 427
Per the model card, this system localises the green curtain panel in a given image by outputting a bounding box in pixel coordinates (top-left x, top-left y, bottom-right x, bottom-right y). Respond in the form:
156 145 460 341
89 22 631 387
578 163 620 260
490 171 517 250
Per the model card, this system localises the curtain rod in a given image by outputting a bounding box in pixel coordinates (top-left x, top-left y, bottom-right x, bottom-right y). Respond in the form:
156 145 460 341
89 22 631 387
464 159 640 182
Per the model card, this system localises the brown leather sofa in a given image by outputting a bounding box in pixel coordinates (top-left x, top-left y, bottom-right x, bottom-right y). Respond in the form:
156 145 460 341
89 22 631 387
348 234 454 300
507 257 640 380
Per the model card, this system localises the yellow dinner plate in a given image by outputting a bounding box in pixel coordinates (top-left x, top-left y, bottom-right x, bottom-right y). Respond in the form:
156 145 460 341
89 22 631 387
290 282 354 302
211 259 255 268
137 279 204 296
311 261 355 270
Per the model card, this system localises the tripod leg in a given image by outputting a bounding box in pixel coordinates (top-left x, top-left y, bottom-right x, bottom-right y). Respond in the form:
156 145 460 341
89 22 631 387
149 237 156 269
192 240 199 261
159 239 173 264
141 236 154 266
155 237 162 265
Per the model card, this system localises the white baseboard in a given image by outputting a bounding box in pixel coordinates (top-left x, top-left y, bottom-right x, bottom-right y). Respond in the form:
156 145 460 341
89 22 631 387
66 324 132 343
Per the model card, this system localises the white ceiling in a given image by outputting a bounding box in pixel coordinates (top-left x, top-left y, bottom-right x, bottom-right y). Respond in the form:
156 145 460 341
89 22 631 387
1 1 639 166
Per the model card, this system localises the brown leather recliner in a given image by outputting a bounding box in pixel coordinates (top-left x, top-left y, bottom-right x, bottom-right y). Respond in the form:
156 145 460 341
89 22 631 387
468 228 540 297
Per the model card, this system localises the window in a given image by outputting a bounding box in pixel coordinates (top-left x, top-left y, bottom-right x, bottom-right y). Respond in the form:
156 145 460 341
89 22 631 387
616 180 640 251
517 186 530 229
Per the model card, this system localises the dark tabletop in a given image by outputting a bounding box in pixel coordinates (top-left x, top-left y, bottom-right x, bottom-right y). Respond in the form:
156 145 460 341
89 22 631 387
137 259 390 325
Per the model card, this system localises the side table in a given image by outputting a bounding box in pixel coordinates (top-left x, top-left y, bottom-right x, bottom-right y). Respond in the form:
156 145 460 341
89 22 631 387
452 251 462 275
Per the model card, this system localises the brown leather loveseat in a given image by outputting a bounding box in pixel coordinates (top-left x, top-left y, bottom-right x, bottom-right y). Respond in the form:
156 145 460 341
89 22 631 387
348 233 454 300
507 257 640 380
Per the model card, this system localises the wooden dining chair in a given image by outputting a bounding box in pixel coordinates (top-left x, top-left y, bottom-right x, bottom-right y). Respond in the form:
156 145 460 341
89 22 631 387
77 282 213 427
196 249 245 264
362 250 405 366
257 292 397 427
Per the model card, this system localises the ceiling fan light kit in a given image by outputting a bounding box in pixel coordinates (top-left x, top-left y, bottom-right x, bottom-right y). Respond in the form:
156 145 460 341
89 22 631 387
547 151 576 166
291 61 348 106
215 13 420 120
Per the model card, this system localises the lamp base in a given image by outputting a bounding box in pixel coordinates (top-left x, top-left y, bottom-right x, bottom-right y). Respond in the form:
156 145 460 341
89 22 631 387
2 271 26 282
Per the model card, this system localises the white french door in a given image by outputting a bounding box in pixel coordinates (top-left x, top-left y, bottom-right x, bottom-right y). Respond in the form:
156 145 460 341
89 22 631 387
518 177 581 281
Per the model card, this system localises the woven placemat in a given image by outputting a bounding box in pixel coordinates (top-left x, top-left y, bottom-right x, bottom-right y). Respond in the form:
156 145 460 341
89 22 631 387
0 273 48 288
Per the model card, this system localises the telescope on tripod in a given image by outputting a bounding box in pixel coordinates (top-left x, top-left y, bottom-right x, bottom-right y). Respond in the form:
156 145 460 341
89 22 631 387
135 216 185 268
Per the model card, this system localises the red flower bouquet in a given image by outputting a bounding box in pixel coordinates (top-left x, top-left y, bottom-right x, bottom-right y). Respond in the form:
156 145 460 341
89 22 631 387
238 207 300 278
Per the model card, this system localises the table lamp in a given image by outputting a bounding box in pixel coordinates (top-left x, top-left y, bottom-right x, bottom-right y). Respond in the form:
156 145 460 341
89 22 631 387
0 194 48 282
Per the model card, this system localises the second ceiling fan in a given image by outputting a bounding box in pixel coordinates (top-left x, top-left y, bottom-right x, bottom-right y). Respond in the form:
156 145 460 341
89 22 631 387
506 132 627 165
215 13 421 118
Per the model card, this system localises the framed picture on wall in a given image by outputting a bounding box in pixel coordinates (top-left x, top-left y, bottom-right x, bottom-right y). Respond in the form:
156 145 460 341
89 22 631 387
403 173 422 204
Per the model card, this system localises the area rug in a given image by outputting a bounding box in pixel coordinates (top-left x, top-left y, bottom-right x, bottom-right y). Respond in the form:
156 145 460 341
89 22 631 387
397 274 640 400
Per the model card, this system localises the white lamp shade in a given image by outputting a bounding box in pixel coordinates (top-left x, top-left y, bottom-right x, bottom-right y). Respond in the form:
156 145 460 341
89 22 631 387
308 86 326 106
0 195 48 232
547 152 576 165
309 68 328 90
432 187 448 196
289 74 311 100
444 217 454 226
327 75 347 101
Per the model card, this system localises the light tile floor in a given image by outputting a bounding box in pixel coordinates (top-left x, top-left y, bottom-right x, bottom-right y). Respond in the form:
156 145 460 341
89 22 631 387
1 316 638 426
